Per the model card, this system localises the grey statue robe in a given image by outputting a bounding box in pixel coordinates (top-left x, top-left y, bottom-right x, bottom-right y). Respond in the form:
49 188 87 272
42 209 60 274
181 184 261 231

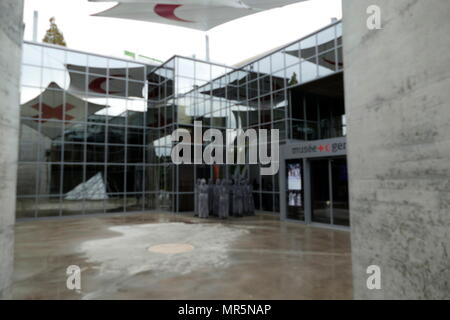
208 178 214 215
228 179 234 216
246 182 255 215
198 180 209 219
218 180 229 219
213 179 221 216
242 181 249 215
232 180 243 217
194 179 201 216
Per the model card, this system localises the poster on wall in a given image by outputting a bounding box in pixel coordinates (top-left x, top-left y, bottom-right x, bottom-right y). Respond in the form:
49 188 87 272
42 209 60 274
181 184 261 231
288 163 302 191
288 192 302 207
287 162 302 208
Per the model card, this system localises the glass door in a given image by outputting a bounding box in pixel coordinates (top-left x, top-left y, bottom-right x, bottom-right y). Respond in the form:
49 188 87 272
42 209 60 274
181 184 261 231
310 159 332 224
331 158 350 226
310 157 350 227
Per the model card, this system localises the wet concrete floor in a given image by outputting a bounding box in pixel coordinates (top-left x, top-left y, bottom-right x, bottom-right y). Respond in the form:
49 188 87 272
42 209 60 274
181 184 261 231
10 213 352 299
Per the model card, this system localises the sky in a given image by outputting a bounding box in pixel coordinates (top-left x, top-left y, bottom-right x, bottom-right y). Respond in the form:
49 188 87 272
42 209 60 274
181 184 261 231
23 0 342 66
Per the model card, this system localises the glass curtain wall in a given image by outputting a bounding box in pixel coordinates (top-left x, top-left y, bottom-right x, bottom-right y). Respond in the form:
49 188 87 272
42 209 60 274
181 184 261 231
17 21 343 218
146 56 233 212
17 42 153 218
147 21 343 214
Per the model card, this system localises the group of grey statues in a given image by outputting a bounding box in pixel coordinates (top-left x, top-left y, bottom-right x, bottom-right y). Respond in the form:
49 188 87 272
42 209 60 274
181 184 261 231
195 178 255 219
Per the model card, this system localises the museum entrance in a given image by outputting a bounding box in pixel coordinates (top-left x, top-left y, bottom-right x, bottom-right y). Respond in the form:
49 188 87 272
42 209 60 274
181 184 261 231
310 157 349 227
286 160 305 221
284 156 349 228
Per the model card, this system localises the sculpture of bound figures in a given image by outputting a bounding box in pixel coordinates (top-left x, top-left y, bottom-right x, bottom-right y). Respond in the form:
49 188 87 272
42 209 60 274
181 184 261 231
198 179 209 218
218 180 229 219
246 180 255 215
194 179 201 216
233 179 243 217
213 179 221 217
208 178 214 216
195 177 255 219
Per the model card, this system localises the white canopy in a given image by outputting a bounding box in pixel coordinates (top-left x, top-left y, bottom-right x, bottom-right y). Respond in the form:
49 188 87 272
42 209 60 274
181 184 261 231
21 82 106 139
90 0 305 31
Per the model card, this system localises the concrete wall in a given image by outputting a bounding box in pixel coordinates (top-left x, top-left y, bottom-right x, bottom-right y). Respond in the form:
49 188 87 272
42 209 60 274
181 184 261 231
343 0 450 299
0 0 24 298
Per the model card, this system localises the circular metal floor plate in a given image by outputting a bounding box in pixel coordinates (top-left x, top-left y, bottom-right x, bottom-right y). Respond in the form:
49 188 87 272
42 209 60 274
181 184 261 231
147 243 194 254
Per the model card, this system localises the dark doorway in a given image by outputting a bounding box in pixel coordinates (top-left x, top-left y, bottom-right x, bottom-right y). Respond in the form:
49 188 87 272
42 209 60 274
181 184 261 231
310 159 331 224
331 158 350 226
310 157 349 227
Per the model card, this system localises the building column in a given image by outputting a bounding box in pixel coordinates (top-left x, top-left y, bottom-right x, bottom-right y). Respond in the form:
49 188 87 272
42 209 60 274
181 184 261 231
343 0 450 299
0 0 24 298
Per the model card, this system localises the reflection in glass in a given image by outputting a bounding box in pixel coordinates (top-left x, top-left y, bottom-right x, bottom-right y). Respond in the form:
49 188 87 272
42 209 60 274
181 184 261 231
300 35 316 58
317 27 336 53
23 43 43 66
18 22 344 217
21 65 42 87
318 50 337 76
270 52 285 72
337 46 343 70
42 47 66 70
284 42 300 66
66 51 88 72
301 59 318 83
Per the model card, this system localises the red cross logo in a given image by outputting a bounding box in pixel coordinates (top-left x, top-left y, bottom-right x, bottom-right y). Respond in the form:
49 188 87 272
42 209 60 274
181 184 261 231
322 57 344 67
318 144 330 152
89 74 125 94
31 103 75 123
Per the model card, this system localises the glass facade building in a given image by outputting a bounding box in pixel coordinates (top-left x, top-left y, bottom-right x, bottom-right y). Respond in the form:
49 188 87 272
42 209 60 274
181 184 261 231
17 20 345 219
17 42 156 218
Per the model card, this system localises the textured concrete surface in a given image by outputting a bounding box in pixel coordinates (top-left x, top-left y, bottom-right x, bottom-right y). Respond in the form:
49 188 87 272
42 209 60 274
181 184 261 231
0 0 23 298
343 0 450 299
10 213 352 299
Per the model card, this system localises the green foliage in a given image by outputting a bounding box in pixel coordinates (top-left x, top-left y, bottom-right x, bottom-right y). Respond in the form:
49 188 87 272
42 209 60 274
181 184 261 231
42 17 66 47
288 72 298 86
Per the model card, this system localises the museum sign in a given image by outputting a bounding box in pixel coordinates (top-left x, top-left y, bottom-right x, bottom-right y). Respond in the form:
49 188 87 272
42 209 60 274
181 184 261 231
282 137 347 159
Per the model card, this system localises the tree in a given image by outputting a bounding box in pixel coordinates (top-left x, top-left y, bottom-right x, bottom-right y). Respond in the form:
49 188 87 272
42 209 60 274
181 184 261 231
42 17 66 46
288 72 298 86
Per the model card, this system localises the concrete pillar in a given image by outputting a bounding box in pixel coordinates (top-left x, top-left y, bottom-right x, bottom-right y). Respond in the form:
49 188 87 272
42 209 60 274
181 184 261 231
0 0 24 298
343 0 450 299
